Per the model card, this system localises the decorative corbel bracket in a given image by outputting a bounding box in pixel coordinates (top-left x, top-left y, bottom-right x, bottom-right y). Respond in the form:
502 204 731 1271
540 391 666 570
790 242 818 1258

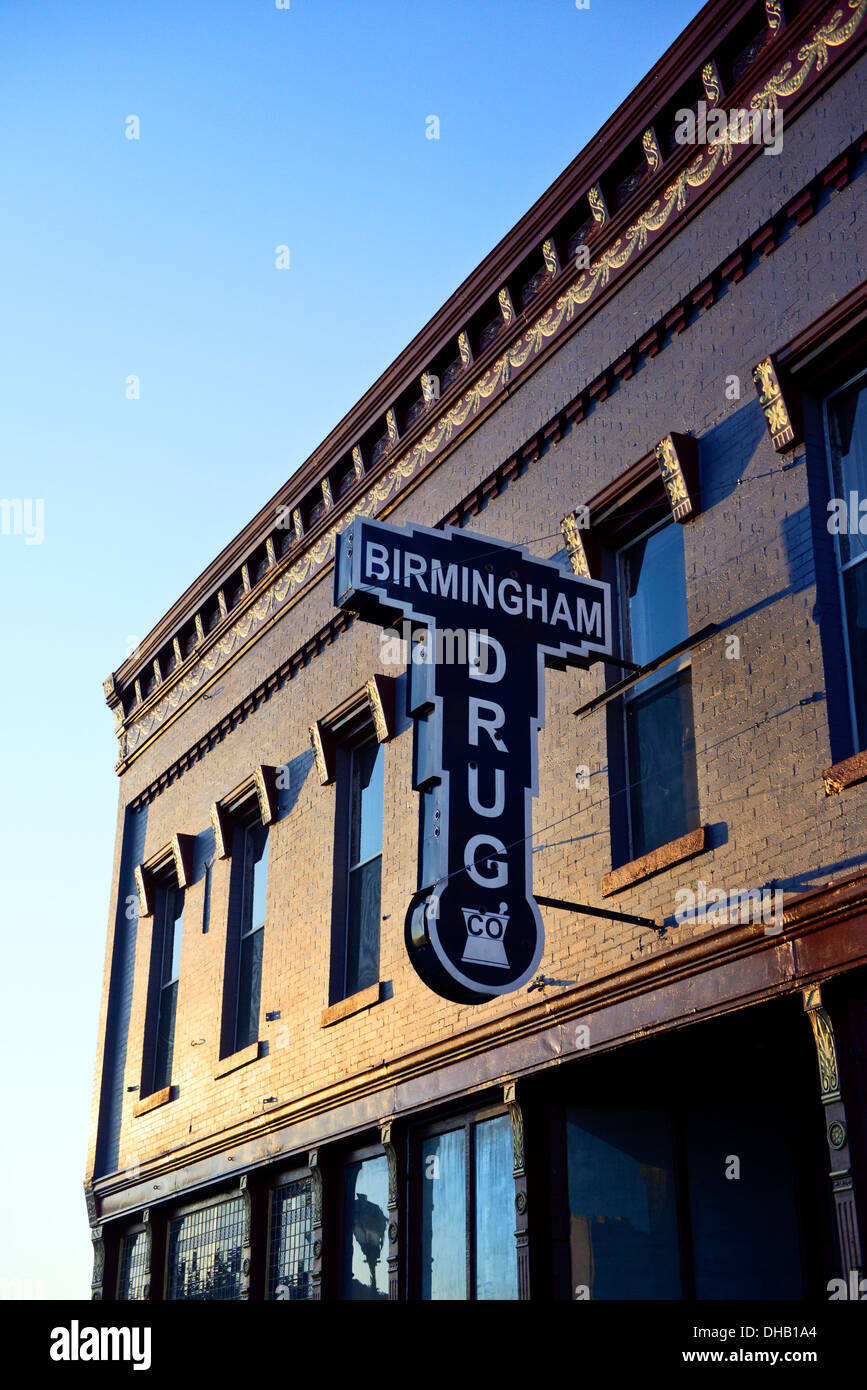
655 432 700 522
752 355 802 452
803 985 863 1280
310 720 337 787
366 674 397 744
560 507 598 578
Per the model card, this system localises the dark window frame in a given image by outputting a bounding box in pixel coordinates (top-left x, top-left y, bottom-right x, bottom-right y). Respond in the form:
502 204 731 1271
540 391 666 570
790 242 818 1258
775 280 867 767
822 361 867 754
220 799 270 1059
116 1220 150 1302
335 1139 391 1302
329 709 385 1005
406 1099 517 1301
582 472 700 867
141 864 185 1098
611 511 700 864
162 1185 247 1303
210 767 277 1063
545 1001 832 1301
265 1164 314 1301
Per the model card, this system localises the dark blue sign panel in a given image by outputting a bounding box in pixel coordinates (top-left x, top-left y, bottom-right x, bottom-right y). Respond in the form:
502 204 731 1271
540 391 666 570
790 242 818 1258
334 518 612 1003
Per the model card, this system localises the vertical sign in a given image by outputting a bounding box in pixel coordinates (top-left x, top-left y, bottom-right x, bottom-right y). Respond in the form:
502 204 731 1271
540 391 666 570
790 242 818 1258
335 518 612 1002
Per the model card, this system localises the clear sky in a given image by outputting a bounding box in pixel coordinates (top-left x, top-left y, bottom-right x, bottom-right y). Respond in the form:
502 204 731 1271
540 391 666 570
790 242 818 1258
0 0 700 1299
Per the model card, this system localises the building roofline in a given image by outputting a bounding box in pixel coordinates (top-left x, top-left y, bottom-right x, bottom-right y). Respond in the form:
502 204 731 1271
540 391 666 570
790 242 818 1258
109 0 814 702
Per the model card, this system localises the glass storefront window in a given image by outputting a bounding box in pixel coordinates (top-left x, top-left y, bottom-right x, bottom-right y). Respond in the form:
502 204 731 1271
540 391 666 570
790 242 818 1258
566 1107 681 1299
473 1115 518 1300
420 1128 466 1299
267 1177 313 1300
343 1155 389 1300
416 1110 517 1300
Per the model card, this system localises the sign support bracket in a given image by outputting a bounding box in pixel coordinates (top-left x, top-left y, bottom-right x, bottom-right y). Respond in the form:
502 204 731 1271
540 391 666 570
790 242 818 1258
535 894 664 933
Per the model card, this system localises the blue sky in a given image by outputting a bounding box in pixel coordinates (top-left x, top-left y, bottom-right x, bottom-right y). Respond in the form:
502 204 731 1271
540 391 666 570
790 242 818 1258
0 0 699 1298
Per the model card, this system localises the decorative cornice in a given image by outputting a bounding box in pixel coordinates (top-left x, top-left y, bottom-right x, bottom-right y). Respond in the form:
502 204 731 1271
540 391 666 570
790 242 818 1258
107 0 862 750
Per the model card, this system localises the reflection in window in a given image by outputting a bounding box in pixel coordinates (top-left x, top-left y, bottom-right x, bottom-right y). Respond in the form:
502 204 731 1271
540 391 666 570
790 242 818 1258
827 374 867 748
418 1114 517 1300
345 738 384 997
234 821 269 1053
117 1231 149 1300
566 1104 808 1300
566 1107 681 1299
685 1110 804 1299
474 1115 518 1300
267 1178 313 1300
343 1156 389 1300
152 884 184 1092
166 1197 245 1301
620 523 689 667
624 668 698 857
618 522 699 859
421 1129 466 1299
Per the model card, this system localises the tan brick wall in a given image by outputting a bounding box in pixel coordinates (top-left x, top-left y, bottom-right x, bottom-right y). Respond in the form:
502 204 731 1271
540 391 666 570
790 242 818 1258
88 60 867 1191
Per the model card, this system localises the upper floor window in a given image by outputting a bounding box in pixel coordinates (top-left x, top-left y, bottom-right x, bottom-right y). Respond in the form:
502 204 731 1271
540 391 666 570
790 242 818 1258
211 765 278 1060
331 726 384 1002
145 880 184 1095
616 518 699 861
826 369 867 750
231 817 269 1054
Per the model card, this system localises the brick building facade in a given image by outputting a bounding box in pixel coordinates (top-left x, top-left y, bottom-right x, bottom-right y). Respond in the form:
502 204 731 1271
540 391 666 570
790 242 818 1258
87 0 867 1301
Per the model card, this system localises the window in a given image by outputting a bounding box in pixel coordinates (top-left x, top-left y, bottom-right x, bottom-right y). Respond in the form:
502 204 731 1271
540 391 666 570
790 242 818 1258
564 1103 805 1299
411 1108 518 1301
144 880 184 1095
826 369 867 749
230 818 269 1054
117 1229 149 1301
552 1002 832 1300
211 765 277 1061
616 518 699 860
267 1177 313 1300
331 728 384 1001
341 1152 389 1300
166 1196 245 1301
566 1106 681 1298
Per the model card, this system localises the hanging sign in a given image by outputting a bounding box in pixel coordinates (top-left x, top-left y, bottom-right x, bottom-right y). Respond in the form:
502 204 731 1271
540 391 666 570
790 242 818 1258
335 518 612 1002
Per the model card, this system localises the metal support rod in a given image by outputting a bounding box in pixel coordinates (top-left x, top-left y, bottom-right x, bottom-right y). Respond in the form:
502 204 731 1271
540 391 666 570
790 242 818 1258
602 656 642 672
535 894 662 931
